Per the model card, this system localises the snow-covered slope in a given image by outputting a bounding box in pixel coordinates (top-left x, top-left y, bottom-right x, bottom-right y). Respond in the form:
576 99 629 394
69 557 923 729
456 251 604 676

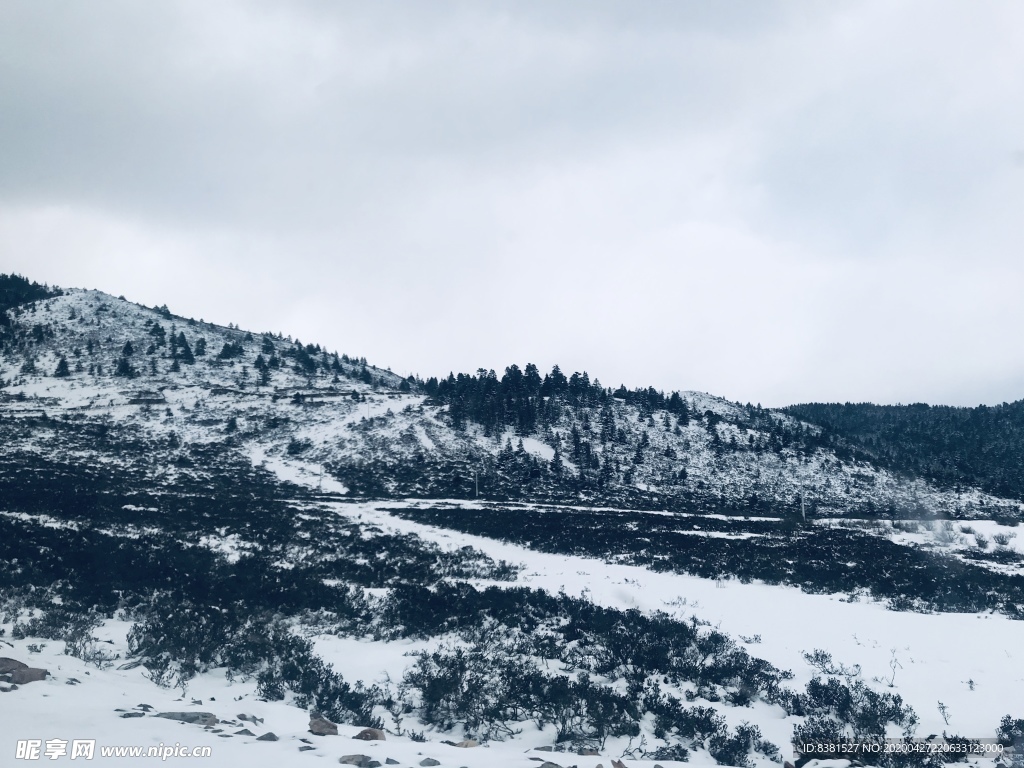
3 285 1024 768
3 288 1021 522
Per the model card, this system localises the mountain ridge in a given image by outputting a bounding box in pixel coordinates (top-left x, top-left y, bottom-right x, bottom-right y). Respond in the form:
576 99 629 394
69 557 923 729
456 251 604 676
1 277 1022 523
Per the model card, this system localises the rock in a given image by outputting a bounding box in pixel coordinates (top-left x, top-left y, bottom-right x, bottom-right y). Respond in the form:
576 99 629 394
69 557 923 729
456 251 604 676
0 682 17 693
0 658 28 674
454 740 478 748
137 704 153 711
611 760 627 768
235 729 255 736
535 746 553 752
256 733 279 742
785 762 796 768
10 667 48 684
353 727 386 741
578 748 599 755
155 712 219 727
419 760 441 767
239 713 265 725
299 745 315 752
309 713 338 736
65 678 81 685
539 762 563 768
338 757 374 767
120 712 145 719
386 760 400 765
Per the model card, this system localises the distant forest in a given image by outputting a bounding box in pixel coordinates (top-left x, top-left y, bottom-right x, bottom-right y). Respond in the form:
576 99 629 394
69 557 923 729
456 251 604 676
0 274 61 321
788 401 1024 502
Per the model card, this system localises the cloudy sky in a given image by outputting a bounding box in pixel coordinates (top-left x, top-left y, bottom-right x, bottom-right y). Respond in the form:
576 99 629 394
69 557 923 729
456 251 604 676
2 1 1023 407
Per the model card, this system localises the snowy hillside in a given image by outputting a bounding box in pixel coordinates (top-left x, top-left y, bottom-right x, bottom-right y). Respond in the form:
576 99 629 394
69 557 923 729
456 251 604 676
3 287 1021 522
2 279 1024 768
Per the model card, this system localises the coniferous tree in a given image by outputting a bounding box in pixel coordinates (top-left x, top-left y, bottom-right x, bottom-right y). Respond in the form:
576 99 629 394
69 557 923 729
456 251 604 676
53 356 70 377
114 356 137 378
550 441 563 477
175 333 195 364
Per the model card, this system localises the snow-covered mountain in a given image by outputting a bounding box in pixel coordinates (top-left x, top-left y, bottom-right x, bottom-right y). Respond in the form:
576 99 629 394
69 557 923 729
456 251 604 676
3 279 1024 768
4 286 1021 522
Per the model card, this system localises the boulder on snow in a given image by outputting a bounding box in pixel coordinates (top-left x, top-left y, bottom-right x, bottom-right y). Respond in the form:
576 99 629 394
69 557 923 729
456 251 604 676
309 712 339 736
338 756 378 767
155 712 218 727
256 732 279 742
10 667 48 684
353 727 386 741
0 658 28 674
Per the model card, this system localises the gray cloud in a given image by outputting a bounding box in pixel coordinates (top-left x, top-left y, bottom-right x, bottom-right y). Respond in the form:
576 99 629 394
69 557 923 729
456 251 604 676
2 0 1023 406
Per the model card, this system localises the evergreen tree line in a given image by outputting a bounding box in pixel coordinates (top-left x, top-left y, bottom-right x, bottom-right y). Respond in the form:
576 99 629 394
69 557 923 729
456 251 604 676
787 401 1024 502
423 363 699 435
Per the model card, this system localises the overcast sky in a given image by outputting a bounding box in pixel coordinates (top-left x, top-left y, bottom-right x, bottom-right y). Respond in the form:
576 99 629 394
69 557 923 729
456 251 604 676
2 1 1023 407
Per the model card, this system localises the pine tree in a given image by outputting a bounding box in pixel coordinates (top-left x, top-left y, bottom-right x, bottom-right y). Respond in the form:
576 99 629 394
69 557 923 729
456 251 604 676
175 333 195 364
114 356 137 378
53 356 70 377
122 340 134 356
550 441 563 477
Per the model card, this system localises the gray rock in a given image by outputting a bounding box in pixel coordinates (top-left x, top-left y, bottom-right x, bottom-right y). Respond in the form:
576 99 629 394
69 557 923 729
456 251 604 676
539 762 563 768
385 760 400 766
154 712 219 727
234 729 255 736
338 757 374 767
419 760 441 767
120 712 145 718
10 667 48 684
299 745 315 752
256 732 279 742
309 712 338 736
353 727 386 741
0 658 28 674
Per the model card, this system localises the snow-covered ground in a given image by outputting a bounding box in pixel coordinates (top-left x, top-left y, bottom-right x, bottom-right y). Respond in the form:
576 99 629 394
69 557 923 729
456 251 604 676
4 288 1024 767
5 486 1021 766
